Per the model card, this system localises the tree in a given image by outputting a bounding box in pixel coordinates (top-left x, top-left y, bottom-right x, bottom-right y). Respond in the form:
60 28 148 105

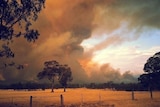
0 0 45 65
59 65 72 92
138 52 160 98
37 60 73 92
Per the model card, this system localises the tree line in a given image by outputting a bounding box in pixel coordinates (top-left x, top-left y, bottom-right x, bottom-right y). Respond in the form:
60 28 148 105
0 81 155 91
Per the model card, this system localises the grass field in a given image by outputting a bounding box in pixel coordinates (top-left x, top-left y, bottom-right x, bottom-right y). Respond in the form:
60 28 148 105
0 88 160 107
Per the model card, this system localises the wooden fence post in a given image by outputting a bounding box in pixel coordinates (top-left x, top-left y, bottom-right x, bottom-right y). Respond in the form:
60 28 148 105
132 90 135 100
81 94 83 104
11 97 14 105
30 96 32 107
99 92 101 102
150 88 153 99
60 94 64 107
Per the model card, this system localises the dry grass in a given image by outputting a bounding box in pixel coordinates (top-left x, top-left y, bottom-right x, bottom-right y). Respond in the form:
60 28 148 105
0 88 160 107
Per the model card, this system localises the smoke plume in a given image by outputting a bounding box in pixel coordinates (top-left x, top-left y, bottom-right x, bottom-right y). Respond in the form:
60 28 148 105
1 0 160 83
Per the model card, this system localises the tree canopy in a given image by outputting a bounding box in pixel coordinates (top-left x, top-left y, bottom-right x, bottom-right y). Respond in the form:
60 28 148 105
0 0 45 58
138 51 160 90
37 60 73 92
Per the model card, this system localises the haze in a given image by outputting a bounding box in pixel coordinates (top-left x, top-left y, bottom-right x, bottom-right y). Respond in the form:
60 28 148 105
0 0 160 84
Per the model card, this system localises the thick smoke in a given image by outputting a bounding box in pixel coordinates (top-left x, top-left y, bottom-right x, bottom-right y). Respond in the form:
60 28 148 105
1 0 160 83
89 63 137 83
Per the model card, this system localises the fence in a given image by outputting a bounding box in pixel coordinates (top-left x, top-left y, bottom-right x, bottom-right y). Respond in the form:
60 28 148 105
0 89 160 107
0 94 64 107
29 95 64 107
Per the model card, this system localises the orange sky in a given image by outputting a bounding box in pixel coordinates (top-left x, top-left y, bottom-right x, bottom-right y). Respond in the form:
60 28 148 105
1 0 160 83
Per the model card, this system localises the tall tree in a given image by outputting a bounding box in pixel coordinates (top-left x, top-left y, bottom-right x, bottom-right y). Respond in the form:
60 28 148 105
37 60 73 92
59 65 72 92
0 0 45 64
138 51 160 98
37 60 59 92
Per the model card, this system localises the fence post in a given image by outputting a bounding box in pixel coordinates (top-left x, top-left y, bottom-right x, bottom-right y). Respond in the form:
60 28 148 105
150 88 153 99
60 94 64 107
30 96 32 107
81 94 83 104
99 92 101 102
132 90 134 100
11 97 14 105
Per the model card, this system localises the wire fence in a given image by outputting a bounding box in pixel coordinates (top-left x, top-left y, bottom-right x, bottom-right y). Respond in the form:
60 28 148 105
0 89 160 107
0 95 62 107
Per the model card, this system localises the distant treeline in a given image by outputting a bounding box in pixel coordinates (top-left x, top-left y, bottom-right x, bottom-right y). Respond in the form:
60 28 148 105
0 82 159 91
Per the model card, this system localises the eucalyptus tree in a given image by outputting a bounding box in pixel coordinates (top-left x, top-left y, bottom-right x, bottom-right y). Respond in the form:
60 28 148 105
59 64 72 92
138 52 160 98
0 0 45 68
37 60 73 92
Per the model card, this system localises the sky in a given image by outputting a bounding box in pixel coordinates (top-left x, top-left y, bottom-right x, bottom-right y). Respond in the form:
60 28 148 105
81 27 160 74
1 0 160 84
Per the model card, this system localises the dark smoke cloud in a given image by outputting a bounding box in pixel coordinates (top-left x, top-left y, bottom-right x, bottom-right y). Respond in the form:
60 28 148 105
116 0 160 29
1 0 159 83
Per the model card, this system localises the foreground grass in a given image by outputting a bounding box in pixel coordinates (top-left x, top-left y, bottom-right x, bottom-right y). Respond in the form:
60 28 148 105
0 88 160 107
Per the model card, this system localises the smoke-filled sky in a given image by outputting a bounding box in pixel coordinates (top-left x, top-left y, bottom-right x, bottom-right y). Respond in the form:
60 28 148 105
1 0 160 84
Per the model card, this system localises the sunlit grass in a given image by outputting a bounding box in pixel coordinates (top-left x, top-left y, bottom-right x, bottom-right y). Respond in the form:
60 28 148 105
0 88 160 107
